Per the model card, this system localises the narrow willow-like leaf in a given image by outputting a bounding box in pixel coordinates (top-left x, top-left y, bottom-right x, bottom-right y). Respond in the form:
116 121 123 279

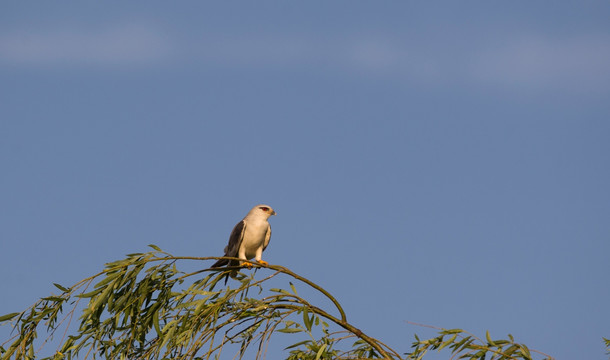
270 288 292 295
277 328 303 334
88 284 113 315
520 344 532 359
94 271 124 290
438 333 457 351
289 282 298 295
152 308 162 337
315 343 327 360
148 244 162 251
76 287 105 299
504 344 519 355
303 308 312 332
284 340 312 350
53 283 70 292
125 253 143 257
41 296 65 302
451 336 472 353
486 330 494 345
0 312 20 322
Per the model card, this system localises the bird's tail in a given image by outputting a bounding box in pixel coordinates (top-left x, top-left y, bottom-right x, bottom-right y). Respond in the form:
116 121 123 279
210 258 235 285
211 258 229 268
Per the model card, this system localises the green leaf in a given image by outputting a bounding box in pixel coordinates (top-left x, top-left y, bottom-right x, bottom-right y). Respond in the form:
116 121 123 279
0 312 20 322
303 308 312 332
277 328 303 334
53 283 70 292
148 244 162 252
485 330 494 345
315 344 327 360
504 344 519 355
160 322 177 350
153 309 162 337
41 296 65 302
89 284 113 311
93 272 122 289
438 334 457 350
519 344 532 359
284 340 311 350
289 282 298 295
270 288 291 295
452 336 469 352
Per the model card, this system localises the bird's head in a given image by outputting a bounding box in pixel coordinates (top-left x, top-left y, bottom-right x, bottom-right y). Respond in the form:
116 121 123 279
250 204 277 218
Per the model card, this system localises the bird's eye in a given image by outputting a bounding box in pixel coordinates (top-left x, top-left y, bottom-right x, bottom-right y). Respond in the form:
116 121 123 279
260 207 269 211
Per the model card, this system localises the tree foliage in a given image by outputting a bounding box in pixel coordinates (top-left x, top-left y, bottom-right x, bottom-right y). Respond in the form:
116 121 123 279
1 246 556 360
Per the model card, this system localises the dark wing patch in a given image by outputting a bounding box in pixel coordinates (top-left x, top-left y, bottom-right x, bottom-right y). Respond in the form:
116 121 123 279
263 223 271 251
211 220 246 268
226 220 246 256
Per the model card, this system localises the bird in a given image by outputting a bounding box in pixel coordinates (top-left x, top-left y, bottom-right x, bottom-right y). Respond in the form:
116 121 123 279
211 204 276 269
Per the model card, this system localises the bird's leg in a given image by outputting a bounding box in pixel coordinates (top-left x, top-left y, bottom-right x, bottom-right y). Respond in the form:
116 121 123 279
238 248 253 268
254 248 267 266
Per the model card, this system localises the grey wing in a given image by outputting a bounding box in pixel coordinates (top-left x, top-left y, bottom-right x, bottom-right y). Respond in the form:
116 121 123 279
225 220 246 256
211 220 246 268
263 223 271 251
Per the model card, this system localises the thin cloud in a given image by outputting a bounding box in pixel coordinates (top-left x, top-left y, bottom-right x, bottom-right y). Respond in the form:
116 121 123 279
0 23 171 66
192 32 610 91
470 34 610 90
2 23 608 92
344 33 610 90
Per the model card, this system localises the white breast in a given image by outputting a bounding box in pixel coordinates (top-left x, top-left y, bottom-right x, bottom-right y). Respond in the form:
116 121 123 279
241 218 269 258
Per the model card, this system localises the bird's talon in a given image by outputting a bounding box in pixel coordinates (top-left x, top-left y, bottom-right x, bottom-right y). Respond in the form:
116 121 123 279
257 260 268 266
242 261 254 268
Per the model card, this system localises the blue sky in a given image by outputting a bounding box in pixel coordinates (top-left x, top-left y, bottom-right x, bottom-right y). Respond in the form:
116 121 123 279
1 2 609 359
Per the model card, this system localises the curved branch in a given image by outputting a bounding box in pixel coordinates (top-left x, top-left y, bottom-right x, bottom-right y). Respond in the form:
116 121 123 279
158 255 348 323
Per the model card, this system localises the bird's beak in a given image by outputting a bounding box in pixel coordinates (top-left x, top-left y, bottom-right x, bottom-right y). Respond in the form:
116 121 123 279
272 210 277 216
